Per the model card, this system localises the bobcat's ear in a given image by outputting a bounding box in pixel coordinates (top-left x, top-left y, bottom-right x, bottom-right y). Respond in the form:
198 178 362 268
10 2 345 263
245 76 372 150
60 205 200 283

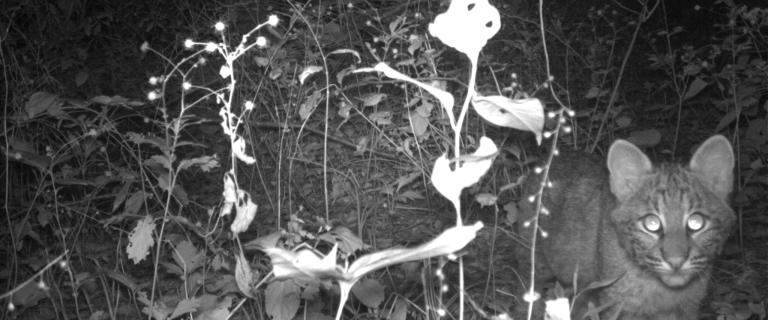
689 135 734 199
607 139 653 202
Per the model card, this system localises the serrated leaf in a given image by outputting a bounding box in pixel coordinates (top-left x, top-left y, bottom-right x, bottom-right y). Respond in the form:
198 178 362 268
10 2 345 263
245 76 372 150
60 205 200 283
127 216 155 264
169 297 199 319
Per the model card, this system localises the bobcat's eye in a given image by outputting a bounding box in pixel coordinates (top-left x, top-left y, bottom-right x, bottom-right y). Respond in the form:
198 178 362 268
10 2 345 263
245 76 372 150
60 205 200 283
687 212 706 232
641 214 662 233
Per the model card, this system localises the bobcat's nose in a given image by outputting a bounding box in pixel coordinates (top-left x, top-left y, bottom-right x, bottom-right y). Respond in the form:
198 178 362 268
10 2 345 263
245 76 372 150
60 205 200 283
665 255 686 270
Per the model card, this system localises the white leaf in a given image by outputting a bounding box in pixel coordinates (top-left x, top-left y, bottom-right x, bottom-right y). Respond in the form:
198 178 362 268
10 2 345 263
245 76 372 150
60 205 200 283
299 65 323 85
545 298 571 320
472 96 544 144
126 216 155 264
428 0 500 60
431 137 498 208
230 191 257 235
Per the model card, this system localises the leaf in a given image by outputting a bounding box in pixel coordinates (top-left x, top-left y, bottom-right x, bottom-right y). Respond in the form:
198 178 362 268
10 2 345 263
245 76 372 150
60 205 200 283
147 154 173 171
1 147 51 171
299 65 323 85
351 278 385 308
390 299 408 320
366 63 455 123
474 193 498 207
328 226 370 254
625 129 662 147
328 48 361 63
431 137 498 210
682 77 707 101
25 92 61 119
408 111 429 136
362 93 387 107
615 116 632 128
544 298 571 320
243 231 283 251
264 244 343 282
75 69 89 87
715 106 741 133
124 191 149 217
233 136 256 165
254 56 270 67
127 216 155 264
11 281 46 307
230 191 257 235
347 222 483 279
234 251 257 298
427 0 500 59
172 240 203 275
299 90 323 120
584 86 607 99
471 96 544 144
369 111 392 126
396 190 424 202
169 297 199 319
138 291 172 320
197 301 231 320
126 132 166 150
265 280 301 320
178 155 220 172
112 182 133 212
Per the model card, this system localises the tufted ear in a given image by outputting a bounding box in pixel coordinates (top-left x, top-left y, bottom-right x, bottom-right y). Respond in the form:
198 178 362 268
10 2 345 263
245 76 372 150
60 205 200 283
689 135 734 200
607 139 653 202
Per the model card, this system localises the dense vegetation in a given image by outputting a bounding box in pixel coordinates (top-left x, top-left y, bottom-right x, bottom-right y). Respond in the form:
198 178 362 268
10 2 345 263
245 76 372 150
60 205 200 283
1 0 766 319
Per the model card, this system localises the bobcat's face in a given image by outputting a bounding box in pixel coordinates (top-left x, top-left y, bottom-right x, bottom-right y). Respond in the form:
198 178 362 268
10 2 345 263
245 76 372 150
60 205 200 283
612 165 734 288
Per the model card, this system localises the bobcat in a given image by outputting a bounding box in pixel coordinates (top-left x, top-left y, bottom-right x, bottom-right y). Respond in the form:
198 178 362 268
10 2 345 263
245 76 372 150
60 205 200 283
517 135 735 319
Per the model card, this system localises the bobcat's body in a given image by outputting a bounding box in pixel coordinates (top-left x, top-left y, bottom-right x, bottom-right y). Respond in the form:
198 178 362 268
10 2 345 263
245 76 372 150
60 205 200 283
518 136 735 319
